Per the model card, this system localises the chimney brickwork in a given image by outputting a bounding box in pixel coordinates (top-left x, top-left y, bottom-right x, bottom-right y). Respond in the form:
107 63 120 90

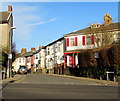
31 48 36 52
39 46 44 49
8 5 12 12
104 13 112 26
21 48 26 53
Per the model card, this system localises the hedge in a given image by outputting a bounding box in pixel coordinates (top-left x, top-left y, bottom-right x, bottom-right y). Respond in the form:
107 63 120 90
75 44 120 80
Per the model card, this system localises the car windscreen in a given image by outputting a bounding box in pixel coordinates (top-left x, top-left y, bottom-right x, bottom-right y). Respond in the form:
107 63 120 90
19 66 26 69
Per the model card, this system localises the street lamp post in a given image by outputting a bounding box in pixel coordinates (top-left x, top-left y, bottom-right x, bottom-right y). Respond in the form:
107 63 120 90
7 26 16 78
106 71 115 81
94 52 101 79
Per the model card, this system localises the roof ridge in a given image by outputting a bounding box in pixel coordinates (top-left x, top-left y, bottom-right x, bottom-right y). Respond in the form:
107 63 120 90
0 11 11 13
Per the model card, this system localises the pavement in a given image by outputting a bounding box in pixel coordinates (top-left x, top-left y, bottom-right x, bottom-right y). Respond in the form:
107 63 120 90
0 74 26 90
47 74 119 86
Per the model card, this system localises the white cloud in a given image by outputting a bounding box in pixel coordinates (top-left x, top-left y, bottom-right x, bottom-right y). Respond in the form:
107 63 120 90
11 5 40 42
26 17 57 27
49 18 57 22
1 3 57 51
26 21 46 27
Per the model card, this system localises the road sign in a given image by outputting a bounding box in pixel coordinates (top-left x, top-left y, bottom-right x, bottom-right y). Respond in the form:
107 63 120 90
8 54 12 59
106 71 114 73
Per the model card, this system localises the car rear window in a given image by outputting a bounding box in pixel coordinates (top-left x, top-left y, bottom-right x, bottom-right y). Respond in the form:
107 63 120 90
20 66 26 69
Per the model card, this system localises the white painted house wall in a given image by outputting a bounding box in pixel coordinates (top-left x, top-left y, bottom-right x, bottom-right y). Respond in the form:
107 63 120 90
55 40 65 65
45 38 65 70
66 35 95 52
12 57 26 72
26 57 31 70
33 52 39 72
65 31 119 52
39 48 46 68
45 45 54 69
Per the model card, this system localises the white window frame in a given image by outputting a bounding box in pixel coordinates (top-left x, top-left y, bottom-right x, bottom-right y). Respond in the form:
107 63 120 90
70 38 75 46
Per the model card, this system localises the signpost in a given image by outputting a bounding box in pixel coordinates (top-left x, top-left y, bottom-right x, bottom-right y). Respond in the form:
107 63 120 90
106 71 115 81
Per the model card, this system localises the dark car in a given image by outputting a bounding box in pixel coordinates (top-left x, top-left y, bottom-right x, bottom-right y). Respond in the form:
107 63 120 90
18 66 27 74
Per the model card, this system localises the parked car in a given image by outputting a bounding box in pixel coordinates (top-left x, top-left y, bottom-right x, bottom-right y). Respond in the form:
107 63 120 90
18 66 27 74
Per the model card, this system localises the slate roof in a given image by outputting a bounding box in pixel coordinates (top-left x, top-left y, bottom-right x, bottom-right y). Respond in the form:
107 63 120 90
0 11 11 23
64 22 120 37
44 37 64 48
16 51 35 58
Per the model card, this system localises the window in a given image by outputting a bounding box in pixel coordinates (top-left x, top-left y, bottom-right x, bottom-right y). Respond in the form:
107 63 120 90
19 58 21 63
23 58 25 63
58 56 60 60
55 43 57 52
86 35 94 45
69 37 78 46
50 45 54 55
55 56 57 63
57 46 60 52
86 36 92 45
46 47 50 55
27 57 30 62
38 60 40 64
70 38 75 46
39 53 41 57
57 42 61 52
36 55 38 59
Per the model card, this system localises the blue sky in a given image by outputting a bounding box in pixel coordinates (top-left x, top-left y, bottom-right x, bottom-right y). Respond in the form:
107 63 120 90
1 2 118 53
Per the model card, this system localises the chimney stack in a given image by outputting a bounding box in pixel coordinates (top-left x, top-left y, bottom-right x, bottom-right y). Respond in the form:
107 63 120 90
8 5 12 12
21 48 26 54
104 13 112 26
39 46 44 49
31 48 36 52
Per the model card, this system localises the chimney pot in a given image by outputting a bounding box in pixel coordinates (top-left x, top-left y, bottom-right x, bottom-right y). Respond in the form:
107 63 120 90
31 48 36 52
104 13 112 25
39 46 44 49
21 48 26 53
8 5 12 12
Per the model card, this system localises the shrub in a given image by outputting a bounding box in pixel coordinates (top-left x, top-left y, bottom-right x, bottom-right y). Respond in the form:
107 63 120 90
76 44 120 80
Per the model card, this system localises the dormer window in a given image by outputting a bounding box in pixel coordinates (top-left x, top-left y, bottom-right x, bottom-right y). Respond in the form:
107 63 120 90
90 24 101 29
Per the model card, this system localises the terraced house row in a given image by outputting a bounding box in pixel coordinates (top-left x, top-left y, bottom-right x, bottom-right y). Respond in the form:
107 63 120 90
12 13 120 75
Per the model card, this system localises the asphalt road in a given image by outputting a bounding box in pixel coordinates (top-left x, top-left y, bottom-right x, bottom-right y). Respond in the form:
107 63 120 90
1 74 119 100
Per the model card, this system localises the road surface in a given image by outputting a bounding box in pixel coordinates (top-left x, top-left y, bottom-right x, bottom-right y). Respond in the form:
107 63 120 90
1 74 119 100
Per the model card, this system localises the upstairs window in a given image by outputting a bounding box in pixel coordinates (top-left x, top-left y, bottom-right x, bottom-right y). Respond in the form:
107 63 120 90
19 58 21 63
86 35 94 45
36 55 38 59
27 57 30 62
46 47 50 55
55 56 57 63
66 37 78 47
55 43 57 53
51 46 54 54
70 38 75 46
86 36 92 45
83 35 94 45
57 42 61 52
